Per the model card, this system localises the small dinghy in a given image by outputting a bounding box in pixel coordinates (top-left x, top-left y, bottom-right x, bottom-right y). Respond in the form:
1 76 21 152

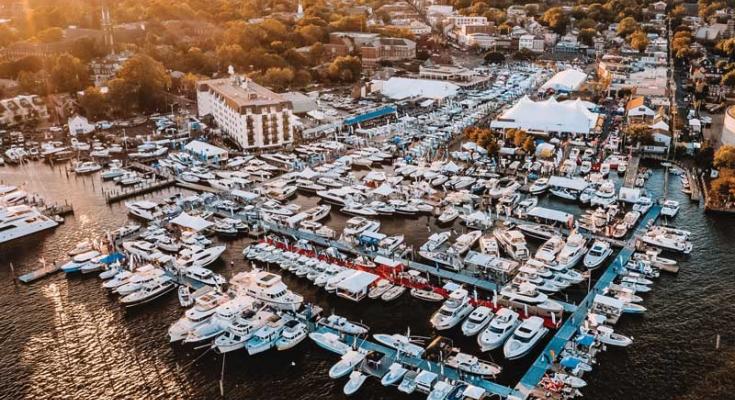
596 325 633 347
330 350 366 379
381 285 406 301
380 362 407 386
343 371 367 396
178 286 193 307
409 288 444 302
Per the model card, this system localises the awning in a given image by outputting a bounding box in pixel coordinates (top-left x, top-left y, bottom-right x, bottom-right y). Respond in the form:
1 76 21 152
527 207 573 224
337 271 379 292
170 212 213 232
548 176 588 191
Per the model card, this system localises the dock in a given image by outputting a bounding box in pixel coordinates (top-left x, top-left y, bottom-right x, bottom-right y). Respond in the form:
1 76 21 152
174 179 222 193
514 204 661 399
314 326 521 398
104 178 176 203
17 261 62 283
622 154 641 188
41 203 74 217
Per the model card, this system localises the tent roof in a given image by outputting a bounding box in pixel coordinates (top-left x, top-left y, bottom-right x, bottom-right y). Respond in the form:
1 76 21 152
491 96 599 134
548 176 589 191
379 77 459 100
441 161 460 173
337 271 379 292
527 206 574 223
540 69 587 91
184 140 228 157
170 212 213 232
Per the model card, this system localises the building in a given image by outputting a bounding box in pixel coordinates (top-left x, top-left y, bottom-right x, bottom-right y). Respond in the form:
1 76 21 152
0 95 49 127
419 64 476 82
519 34 544 53
446 16 487 27
196 76 294 150
324 32 416 67
721 106 735 147
490 96 601 137
374 77 459 101
67 115 95 135
625 97 656 124
184 140 229 164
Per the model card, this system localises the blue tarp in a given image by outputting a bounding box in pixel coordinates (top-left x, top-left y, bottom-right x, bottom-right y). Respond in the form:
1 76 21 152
99 252 125 264
560 356 582 369
344 106 397 126
575 334 595 347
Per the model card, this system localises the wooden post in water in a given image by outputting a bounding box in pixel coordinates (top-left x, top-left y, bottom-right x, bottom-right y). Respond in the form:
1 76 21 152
9 262 16 281
219 353 226 397
716 334 721 350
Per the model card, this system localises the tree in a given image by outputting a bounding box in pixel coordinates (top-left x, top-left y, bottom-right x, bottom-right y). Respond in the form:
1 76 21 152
260 67 295 90
722 70 735 88
695 146 715 170
617 17 639 37
541 7 569 34
714 145 735 169
629 30 649 52
78 86 108 119
578 29 597 47
326 55 361 83
484 51 505 64
522 136 536 154
115 54 171 113
50 53 89 93
36 27 63 43
512 48 537 62
623 124 654 146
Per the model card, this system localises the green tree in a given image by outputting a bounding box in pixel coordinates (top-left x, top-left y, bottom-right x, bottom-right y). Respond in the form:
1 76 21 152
578 29 597 47
617 17 639 37
115 54 171 113
78 86 108 119
624 124 654 146
50 53 89 93
541 7 569 34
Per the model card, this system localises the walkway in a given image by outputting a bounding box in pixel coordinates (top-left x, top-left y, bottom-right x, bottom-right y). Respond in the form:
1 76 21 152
622 155 641 188
514 204 661 398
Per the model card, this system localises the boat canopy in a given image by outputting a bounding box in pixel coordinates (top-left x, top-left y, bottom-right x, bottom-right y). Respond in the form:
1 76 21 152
231 189 259 202
593 294 624 309
463 385 487 400
374 255 403 268
575 334 595 347
371 183 395 197
337 271 378 293
99 252 125 264
170 212 213 232
299 167 319 180
527 207 573 224
547 176 588 191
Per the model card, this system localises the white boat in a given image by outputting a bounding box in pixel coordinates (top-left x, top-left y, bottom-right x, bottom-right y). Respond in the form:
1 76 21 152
168 293 227 342
177 286 193 307
450 230 482 255
368 279 393 299
549 187 578 201
304 204 331 222
503 316 548 360
420 232 451 252
528 178 549 195
276 320 308 350
437 207 459 224
0 205 59 244
119 277 175 307
343 371 367 396
445 352 502 377
639 227 692 254
381 285 406 301
461 306 493 336
176 245 226 268
373 333 425 357
73 161 102 174
380 362 407 386
534 235 564 264
125 200 163 221
427 381 455 400
494 229 530 261
343 217 380 237
499 282 548 304
556 233 587 269
310 331 351 355
430 288 474 330
583 240 612 269
341 202 378 217
517 224 559 240
245 316 289 355
231 269 303 310
479 235 499 257
329 350 366 379
185 296 256 344
409 288 444 302
213 309 271 352
60 250 102 273
661 199 680 217
478 308 520 351
318 314 369 335
397 370 418 394
595 325 632 347
185 266 226 286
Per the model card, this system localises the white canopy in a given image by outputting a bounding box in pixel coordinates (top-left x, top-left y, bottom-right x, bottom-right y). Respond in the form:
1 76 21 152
527 207 573 224
540 69 587 92
378 77 459 100
548 176 589 191
337 271 379 293
170 212 213 232
491 96 599 135
231 189 259 202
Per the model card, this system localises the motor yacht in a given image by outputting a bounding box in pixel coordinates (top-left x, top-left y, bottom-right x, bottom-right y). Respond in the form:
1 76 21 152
342 217 380 237
437 207 459 224
184 296 255 344
503 316 548 360
461 306 493 337
517 223 559 240
185 266 226 286
329 350 366 379
494 229 530 261
639 227 692 254
528 178 549 195
430 288 475 330
275 320 308 351
303 204 331 222
420 232 451 252
380 363 407 386
373 333 425 358
309 331 351 355
245 315 290 355
549 187 578 201
661 199 680 217
343 371 367 396
556 233 587 269
125 200 163 221
534 235 564 264
445 352 502 377
230 269 304 310
381 285 406 301
119 277 175 307
0 205 59 244
60 250 102 273
477 308 520 351
478 235 499 257
583 240 613 269
73 161 102 174
317 314 369 335
169 292 227 342
176 245 226 268
450 230 482 255
499 282 548 304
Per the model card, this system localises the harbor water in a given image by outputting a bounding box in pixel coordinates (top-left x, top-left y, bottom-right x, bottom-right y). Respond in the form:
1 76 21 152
0 162 734 400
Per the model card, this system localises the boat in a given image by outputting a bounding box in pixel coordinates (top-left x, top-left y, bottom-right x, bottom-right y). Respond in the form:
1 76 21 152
373 333 425 357
478 235 499 257
343 371 367 396
595 325 632 347
517 223 559 240
437 207 459 224
503 316 548 360
341 202 378 217
494 229 530 261
477 308 520 351
318 314 369 335
169 292 227 342
556 233 587 269
212 309 270 352
409 288 444 302
178 286 193 307
499 282 548 304
461 306 493 336
185 266 226 286
125 200 163 221
380 362 407 386
276 320 308 350
534 235 564 264
368 279 393 299
661 200 680 217
304 204 331 222
381 285 406 301
343 217 380 237
245 316 289 355
176 245 227 268
552 373 587 389
420 232 451 252
427 381 455 400
230 269 304 310
639 227 692 254
0 205 59 245
430 288 474 330
119 277 175 307
73 161 102 174
397 370 418 394
60 250 102 273
309 331 351 355
450 230 482 255
445 352 502 377
549 187 578 201
329 350 366 379
583 240 613 269
528 178 549 195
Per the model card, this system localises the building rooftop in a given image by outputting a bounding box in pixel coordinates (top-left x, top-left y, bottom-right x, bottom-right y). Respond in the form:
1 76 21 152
198 77 287 110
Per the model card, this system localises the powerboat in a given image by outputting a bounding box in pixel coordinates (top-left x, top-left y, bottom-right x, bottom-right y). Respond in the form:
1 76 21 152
397 370 418 394
499 282 548 304
0 205 59 245
230 269 304 311
534 235 564 264
73 161 102 174
528 178 549 195
185 297 255 344
309 331 351 355
329 350 366 379
60 250 102 273
661 200 680 217
343 217 380 237
461 306 493 336
119 277 175 307
373 333 425 358
430 288 474 330
176 245 226 268
275 320 308 350
185 266 226 286
556 233 587 269
517 223 559 240
503 316 548 360
427 381 455 400
437 207 459 224
479 235 499 257
549 187 578 201
343 371 367 396
494 229 530 261
595 325 632 347
410 288 444 302
477 308 520 351
317 314 369 336
583 240 613 269
381 285 406 301
368 279 394 299
125 200 163 221
420 232 451 252
445 352 502 377
169 292 227 342
380 363 407 386
450 230 482 255
245 315 289 355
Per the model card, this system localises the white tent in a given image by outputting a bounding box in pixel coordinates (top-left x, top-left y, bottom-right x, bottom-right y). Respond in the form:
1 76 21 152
299 167 319 180
491 96 600 136
170 212 213 232
372 183 395 197
540 69 588 92
378 77 459 100
548 176 589 191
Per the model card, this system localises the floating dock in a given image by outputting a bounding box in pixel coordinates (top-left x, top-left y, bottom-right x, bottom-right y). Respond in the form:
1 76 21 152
622 155 641 188
104 178 176 203
17 262 62 283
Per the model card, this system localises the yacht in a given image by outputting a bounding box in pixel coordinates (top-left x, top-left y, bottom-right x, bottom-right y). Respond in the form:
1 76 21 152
517 224 559 240
430 288 475 330
342 217 380 237
639 227 692 254
528 178 549 195
341 202 378 217
60 250 102 273
590 180 617 207
115 266 166 295
125 200 163 221
380 363 408 386
309 331 351 355
479 235 499 257
185 266 226 286
374 333 425 358
213 309 272 353
477 308 520 351
534 235 564 264
303 204 331 222
556 233 587 269
661 200 680 217
461 306 493 336
0 205 58 244
230 269 304 310
184 296 255 343
450 230 482 255
583 240 613 269
176 245 226 268
499 282 548 304
168 292 227 342
317 314 369 335
420 232 451 252
119 277 175 307
445 352 502 377
503 316 548 360
494 229 530 261
245 315 290 355
437 207 459 224
275 320 308 350
73 161 102 174
549 187 578 201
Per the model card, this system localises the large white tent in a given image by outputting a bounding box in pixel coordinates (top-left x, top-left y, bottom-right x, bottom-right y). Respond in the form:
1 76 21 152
491 96 600 136
540 69 587 92
377 77 459 101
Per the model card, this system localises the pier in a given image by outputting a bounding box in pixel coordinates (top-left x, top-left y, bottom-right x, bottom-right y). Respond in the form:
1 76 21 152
314 326 521 398
174 179 222 193
622 155 641 188
514 204 661 399
103 178 176 203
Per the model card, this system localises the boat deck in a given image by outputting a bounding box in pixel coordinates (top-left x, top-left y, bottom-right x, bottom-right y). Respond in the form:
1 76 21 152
314 326 520 398
514 204 661 398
